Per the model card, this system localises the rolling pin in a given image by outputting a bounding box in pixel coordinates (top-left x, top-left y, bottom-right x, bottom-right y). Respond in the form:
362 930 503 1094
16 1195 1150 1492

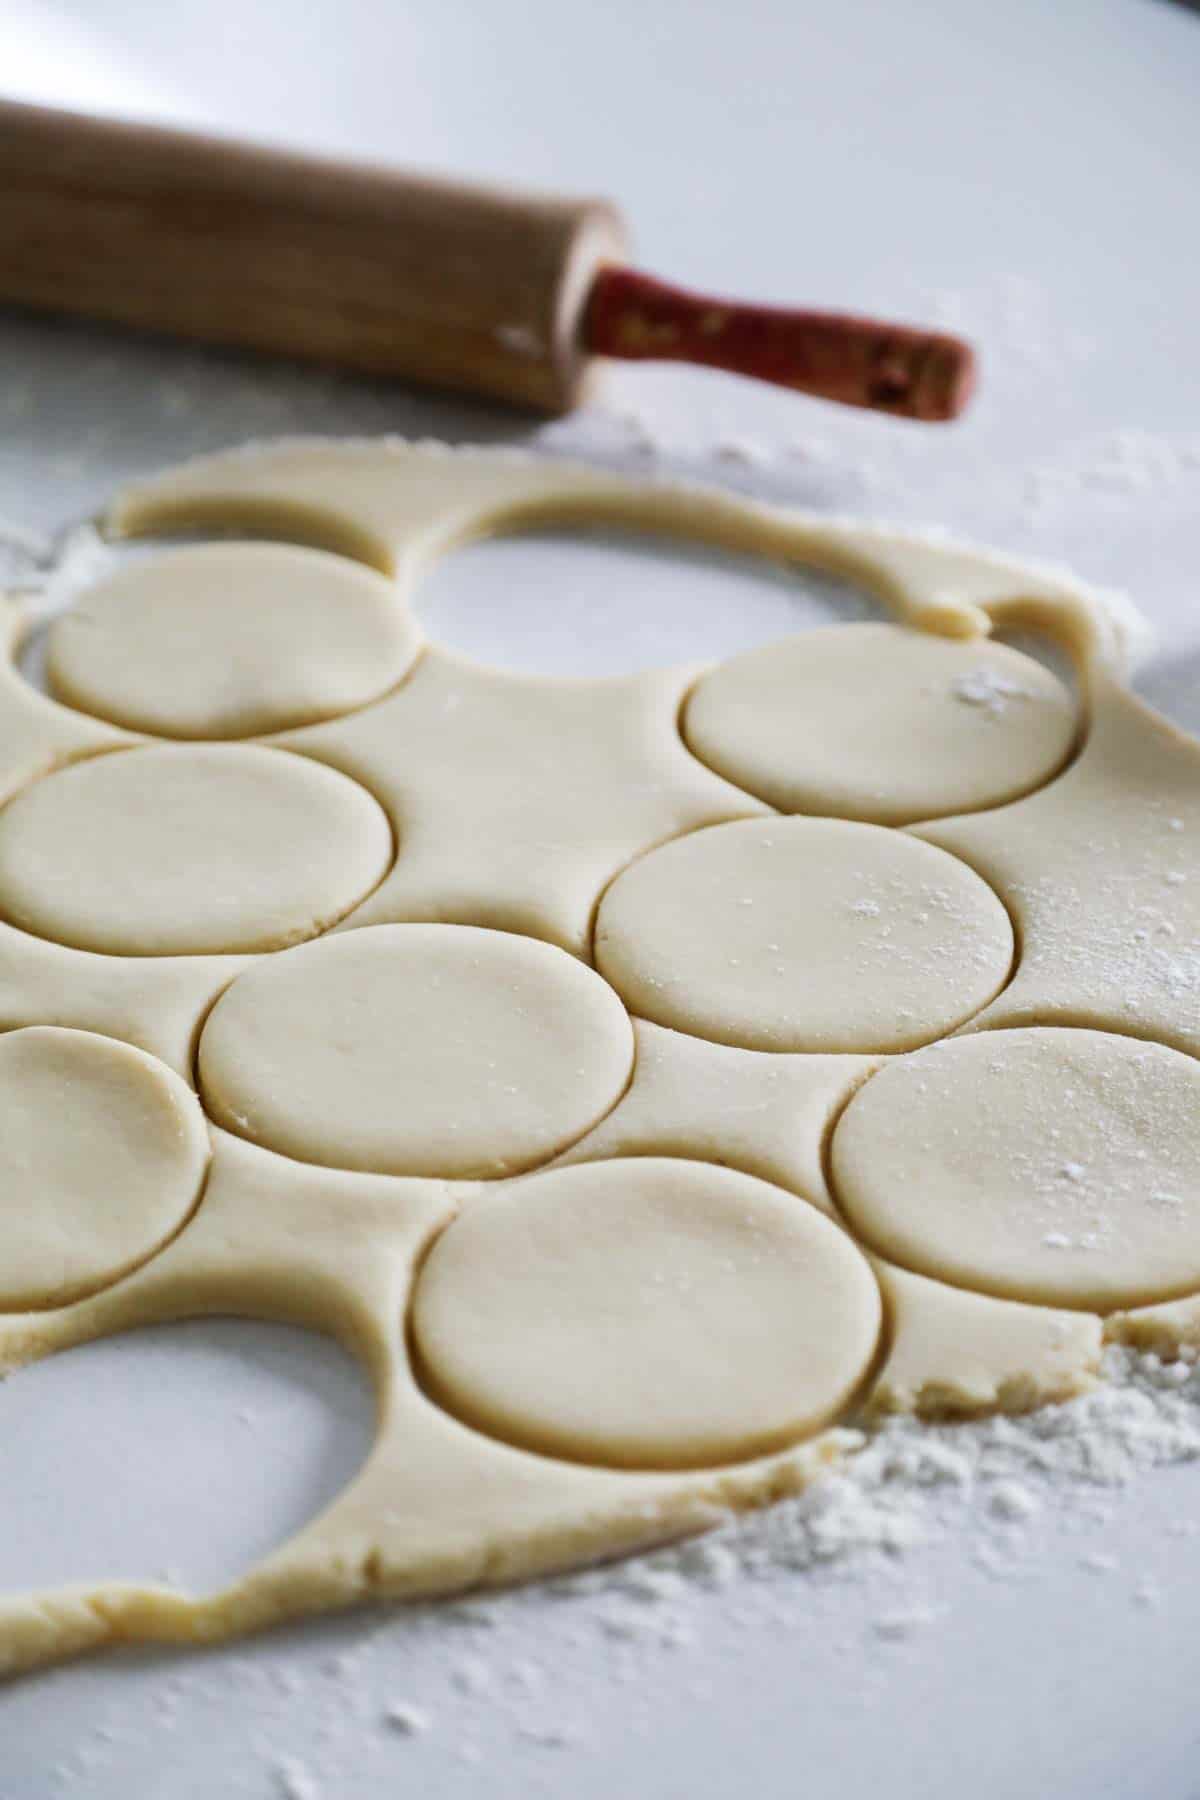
0 97 975 420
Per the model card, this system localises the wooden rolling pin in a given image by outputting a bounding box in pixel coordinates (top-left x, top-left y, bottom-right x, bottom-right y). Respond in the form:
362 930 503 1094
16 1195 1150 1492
0 97 975 420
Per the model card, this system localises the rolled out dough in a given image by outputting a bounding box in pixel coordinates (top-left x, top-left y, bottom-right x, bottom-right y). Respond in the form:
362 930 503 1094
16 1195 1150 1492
0 743 392 956
832 1028 1200 1311
198 923 634 1178
685 621 1077 823
0 437 1190 1677
46 540 420 739
413 1158 882 1469
0 1025 208 1310
594 816 1014 1052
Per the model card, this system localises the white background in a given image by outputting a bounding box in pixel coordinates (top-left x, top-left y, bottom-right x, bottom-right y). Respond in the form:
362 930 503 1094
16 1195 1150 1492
2 2 1200 1795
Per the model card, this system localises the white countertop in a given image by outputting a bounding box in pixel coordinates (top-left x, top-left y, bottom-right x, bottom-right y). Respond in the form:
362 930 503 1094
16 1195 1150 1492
2 1 1200 1794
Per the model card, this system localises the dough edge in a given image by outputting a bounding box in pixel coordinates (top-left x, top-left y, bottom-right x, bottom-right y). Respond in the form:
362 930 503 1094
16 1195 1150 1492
0 437 1177 1677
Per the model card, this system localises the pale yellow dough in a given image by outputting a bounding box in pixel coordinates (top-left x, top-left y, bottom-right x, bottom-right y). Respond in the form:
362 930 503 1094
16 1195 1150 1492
198 924 634 1178
832 1028 1200 1310
0 436 1186 1677
276 646 763 959
0 743 392 955
594 816 1013 1052
46 541 421 740
685 622 1077 823
413 1158 882 1469
918 670 1200 1059
554 1018 877 1215
0 1026 209 1309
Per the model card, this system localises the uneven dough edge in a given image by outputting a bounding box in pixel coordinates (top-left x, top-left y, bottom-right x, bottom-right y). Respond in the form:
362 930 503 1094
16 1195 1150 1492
1105 1296 1200 1357
0 438 1179 1678
0 598 136 806
553 1017 879 1216
102 437 1147 670
0 1131 850 1678
919 672 1200 1061
867 1260 1103 1419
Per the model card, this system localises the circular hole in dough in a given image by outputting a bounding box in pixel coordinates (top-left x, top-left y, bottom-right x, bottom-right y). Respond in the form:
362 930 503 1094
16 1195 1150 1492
831 1027 1200 1311
412 1158 882 1470
593 817 1013 1053
198 923 634 1179
0 744 392 956
0 1026 209 1309
45 542 420 739
684 623 1077 824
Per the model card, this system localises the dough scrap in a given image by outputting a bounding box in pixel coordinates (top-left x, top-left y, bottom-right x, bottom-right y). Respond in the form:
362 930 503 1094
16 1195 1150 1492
594 816 1013 1052
685 621 1077 824
46 541 421 739
105 438 1144 667
198 923 634 1178
918 670 1200 1059
555 1018 877 1215
1105 1293 1200 1357
0 919 247 1077
0 743 392 956
413 1158 883 1469
0 599 132 805
0 1026 209 1310
832 1028 1200 1311
275 646 765 958
0 1128 845 1674
869 1259 1101 1417
0 436 1186 1677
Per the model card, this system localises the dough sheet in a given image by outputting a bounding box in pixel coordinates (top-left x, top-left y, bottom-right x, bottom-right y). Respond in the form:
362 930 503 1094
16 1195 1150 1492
0 437 1190 1674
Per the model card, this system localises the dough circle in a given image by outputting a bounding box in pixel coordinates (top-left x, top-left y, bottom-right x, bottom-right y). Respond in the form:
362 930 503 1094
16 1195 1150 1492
198 923 634 1178
831 1027 1200 1310
413 1157 882 1469
685 623 1076 824
0 1025 209 1309
593 817 1013 1052
46 542 420 739
0 744 392 956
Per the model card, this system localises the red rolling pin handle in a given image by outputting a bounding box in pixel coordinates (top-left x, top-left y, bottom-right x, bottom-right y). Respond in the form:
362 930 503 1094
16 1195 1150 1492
585 266 976 423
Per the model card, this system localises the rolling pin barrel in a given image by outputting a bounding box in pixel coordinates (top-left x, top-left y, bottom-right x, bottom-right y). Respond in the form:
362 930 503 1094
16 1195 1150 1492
0 99 627 411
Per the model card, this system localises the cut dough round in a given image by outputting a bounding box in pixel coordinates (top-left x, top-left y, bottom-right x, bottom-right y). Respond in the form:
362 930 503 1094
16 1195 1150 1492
0 1026 209 1309
685 623 1076 823
413 1157 882 1468
198 923 633 1178
46 542 419 739
832 1027 1200 1310
0 744 391 956
594 817 1013 1052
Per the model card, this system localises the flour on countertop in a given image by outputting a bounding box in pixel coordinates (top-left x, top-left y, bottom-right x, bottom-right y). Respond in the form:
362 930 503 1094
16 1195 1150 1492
0 518 51 589
309 1343 1200 1774
272 1757 321 1800
382 1702 431 1736
536 1345 1200 1616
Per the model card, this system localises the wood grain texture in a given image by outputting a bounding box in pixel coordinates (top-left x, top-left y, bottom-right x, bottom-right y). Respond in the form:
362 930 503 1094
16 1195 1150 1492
0 100 627 412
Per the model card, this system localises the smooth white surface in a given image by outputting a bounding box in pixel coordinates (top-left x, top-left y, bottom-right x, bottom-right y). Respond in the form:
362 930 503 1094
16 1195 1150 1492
1 1 1200 1795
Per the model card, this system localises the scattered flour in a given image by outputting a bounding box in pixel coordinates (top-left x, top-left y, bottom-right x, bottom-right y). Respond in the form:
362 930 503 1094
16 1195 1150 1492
872 1605 941 1641
0 517 51 589
532 1344 1200 1631
273 1758 320 1800
382 1702 430 1737
950 667 1039 715
713 437 771 468
17 519 116 624
207 1343 1200 1787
